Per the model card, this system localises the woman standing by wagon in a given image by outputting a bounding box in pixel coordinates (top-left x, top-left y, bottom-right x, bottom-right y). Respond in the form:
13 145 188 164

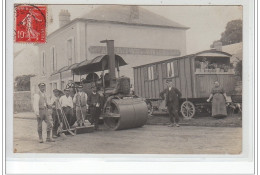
207 81 228 118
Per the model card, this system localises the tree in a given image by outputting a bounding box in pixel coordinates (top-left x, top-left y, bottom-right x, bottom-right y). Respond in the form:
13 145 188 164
211 19 242 47
14 74 35 91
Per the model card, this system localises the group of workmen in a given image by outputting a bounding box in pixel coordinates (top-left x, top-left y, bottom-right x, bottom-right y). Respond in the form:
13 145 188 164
33 82 102 143
33 78 182 143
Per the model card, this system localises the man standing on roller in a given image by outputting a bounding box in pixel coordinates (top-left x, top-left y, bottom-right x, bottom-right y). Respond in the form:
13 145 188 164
87 86 101 130
159 79 182 127
33 83 55 143
73 85 88 127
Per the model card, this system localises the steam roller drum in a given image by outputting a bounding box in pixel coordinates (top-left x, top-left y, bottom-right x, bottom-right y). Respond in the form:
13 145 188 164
104 97 148 130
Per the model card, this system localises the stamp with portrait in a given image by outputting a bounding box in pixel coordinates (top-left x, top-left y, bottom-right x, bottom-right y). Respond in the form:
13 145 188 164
14 5 47 43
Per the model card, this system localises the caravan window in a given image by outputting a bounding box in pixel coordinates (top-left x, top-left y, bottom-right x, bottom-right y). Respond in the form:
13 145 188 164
148 66 154 80
167 62 174 77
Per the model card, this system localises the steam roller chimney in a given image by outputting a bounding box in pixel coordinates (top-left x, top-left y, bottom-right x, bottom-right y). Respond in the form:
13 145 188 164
100 40 116 87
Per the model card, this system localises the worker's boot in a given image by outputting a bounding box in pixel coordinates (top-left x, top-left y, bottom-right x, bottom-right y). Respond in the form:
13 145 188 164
38 131 43 143
46 131 55 142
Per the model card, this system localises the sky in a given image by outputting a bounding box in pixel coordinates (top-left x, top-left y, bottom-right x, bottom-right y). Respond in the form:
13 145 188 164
14 5 242 76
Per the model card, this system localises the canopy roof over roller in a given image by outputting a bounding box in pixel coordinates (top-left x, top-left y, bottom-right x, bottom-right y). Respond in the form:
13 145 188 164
51 54 127 76
72 54 127 75
51 63 79 76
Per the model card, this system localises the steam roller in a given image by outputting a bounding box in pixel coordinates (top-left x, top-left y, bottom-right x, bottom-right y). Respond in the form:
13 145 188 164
103 97 148 130
71 39 149 131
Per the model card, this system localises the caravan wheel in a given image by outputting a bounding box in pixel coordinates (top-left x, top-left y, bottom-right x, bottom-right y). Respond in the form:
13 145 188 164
181 101 196 119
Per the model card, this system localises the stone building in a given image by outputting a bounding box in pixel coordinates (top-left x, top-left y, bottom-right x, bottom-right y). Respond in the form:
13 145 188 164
31 5 189 98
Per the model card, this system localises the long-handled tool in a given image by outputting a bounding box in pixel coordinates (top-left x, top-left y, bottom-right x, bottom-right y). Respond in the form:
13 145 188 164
55 105 65 137
58 101 75 136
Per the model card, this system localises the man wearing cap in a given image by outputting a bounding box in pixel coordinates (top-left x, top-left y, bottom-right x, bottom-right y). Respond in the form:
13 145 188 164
87 86 102 130
59 88 75 126
159 79 182 127
73 85 88 126
33 83 55 143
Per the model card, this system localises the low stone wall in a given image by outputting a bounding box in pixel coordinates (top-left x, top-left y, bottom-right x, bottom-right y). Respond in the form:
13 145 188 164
14 91 32 112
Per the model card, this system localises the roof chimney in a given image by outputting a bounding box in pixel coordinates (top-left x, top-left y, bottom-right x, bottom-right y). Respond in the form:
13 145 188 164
59 10 71 28
130 6 139 20
213 41 222 51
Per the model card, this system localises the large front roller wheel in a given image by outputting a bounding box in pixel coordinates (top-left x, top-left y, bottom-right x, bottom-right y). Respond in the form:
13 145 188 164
181 101 195 119
104 98 148 130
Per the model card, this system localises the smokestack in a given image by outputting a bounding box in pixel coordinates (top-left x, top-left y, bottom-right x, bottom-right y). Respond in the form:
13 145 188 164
213 41 222 51
100 40 116 87
59 10 71 28
130 6 139 20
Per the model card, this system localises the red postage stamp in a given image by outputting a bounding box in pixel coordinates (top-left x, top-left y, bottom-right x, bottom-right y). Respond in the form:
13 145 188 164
15 5 47 43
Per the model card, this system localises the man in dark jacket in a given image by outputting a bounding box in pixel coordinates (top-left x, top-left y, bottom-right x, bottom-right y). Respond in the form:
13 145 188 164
159 79 182 127
87 86 101 130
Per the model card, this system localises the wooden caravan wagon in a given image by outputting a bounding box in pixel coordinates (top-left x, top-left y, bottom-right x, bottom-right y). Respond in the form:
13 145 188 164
133 50 239 118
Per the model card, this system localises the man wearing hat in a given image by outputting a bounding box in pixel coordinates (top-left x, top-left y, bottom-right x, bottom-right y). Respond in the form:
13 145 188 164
33 83 55 143
59 88 75 126
87 85 101 130
159 79 182 127
73 85 88 126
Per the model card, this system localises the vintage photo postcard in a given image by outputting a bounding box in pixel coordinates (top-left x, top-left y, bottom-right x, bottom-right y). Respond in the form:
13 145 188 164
12 4 244 154
5 0 256 173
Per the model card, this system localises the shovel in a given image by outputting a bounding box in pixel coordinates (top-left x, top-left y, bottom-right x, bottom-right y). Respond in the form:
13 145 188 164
58 102 76 136
55 106 67 138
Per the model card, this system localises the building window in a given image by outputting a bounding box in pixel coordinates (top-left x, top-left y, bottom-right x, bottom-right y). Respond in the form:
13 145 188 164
42 52 46 75
67 39 73 66
51 47 57 72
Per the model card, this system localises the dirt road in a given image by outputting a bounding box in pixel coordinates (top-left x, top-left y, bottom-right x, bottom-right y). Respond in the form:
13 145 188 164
13 116 242 154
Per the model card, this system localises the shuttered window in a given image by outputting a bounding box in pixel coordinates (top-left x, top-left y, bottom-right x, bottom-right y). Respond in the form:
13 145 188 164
51 46 57 72
67 39 73 66
42 51 46 75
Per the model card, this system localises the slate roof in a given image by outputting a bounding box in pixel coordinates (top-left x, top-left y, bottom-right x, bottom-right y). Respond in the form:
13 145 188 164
80 5 189 29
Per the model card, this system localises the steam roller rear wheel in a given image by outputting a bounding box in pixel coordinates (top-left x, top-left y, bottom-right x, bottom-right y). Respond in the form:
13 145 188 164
181 101 195 119
104 98 148 130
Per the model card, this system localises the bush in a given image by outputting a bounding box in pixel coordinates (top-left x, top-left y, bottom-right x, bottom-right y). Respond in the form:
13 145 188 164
14 74 35 91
